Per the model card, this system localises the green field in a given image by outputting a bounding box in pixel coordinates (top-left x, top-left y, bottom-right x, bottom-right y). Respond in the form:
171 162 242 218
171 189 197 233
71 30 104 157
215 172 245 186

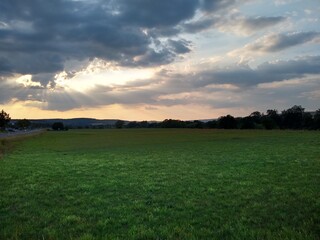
0 129 319 239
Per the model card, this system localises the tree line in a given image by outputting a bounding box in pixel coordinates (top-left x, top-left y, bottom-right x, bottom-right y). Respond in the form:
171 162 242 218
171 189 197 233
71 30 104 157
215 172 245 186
0 111 31 131
119 105 320 130
1 105 320 131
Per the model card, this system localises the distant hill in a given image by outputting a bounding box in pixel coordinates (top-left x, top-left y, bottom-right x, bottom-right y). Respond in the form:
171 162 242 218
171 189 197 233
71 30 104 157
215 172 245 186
13 118 124 128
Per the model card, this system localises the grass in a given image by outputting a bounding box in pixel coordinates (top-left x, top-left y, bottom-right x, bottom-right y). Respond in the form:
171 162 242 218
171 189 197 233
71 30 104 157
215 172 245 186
0 137 19 159
0 129 319 239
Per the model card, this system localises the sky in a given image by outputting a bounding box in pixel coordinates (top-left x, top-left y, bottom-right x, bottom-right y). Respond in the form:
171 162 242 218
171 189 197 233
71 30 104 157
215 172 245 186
0 0 319 120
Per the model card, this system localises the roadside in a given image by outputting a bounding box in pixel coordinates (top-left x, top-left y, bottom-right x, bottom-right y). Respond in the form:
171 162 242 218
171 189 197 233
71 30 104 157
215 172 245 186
0 129 45 159
0 129 45 139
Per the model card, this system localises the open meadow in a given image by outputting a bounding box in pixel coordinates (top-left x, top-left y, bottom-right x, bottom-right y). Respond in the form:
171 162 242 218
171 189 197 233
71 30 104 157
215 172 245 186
0 129 319 239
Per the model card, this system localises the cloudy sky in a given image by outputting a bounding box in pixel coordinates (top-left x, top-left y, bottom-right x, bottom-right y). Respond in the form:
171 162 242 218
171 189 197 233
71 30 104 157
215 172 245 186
0 0 319 120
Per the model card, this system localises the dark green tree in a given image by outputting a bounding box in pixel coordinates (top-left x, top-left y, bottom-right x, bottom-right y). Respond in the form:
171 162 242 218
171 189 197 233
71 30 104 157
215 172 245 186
249 111 262 124
0 110 11 130
186 120 204 128
240 116 255 129
115 120 125 129
218 115 237 129
52 122 64 131
205 120 218 128
266 109 281 128
140 121 149 128
261 116 278 130
126 121 139 128
161 119 186 128
281 105 305 129
313 109 320 129
16 119 31 129
302 112 314 130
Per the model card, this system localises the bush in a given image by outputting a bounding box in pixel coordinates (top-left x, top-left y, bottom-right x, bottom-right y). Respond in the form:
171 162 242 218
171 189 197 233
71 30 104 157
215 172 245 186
52 122 64 131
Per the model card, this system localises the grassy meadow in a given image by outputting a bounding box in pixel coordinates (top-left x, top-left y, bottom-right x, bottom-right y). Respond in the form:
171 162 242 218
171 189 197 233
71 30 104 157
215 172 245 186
0 129 319 239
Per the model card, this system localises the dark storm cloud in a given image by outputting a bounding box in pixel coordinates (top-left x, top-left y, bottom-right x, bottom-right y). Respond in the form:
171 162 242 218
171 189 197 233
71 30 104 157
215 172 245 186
0 0 205 85
31 73 57 86
182 19 216 33
116 0 199 28
1 0 284 86
12 53 64 75
132 49 175 67
148 27 181 37
3 0 266 85
0 1 150 67
0 57 12 74
200 0 237 12
167 39 192 54
0 80 15 103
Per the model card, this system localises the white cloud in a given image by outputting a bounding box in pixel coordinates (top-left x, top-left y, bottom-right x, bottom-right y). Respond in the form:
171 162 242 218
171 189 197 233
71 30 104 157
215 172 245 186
229 32 320 60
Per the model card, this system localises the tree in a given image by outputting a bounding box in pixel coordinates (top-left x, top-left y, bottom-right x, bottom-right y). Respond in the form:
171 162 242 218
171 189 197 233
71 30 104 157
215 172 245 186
140 121 149 128
126 121 139 128
249 111 262 124
206 120 218 128
240 116 255 129
52 122 64 131
161 119 186 128
302 112 314 130
261 116 278 130
0 110 11 130
186 120 204 129
266 109 281 128
314 109 320 130
281 105 305 129
218 115 237 129
115 120 124 129
16 119 31 129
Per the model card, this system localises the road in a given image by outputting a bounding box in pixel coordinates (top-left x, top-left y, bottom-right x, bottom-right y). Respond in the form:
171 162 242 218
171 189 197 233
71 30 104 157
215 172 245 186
0 129 45 139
